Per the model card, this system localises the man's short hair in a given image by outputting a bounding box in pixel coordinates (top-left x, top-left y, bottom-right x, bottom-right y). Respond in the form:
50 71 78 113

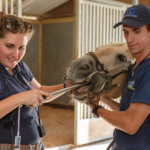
146 24 150 32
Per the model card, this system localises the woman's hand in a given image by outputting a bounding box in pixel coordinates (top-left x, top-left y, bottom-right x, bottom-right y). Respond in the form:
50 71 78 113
19 89 52 107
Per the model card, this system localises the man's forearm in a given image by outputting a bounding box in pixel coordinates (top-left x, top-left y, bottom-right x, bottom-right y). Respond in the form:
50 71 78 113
97 107 133 134
100 97 120 111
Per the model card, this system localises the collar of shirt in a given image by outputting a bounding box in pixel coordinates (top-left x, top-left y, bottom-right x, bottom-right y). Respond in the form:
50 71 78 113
0 61 22 78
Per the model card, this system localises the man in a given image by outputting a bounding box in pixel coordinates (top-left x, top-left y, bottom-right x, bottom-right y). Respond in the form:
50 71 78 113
89 4 150 150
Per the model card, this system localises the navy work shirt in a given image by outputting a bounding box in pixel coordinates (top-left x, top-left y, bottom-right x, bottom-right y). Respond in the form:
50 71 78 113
0 60 41 144
114 58 150 150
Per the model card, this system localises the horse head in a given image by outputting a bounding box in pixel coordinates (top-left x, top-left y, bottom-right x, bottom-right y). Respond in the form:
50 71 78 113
65 42 134 104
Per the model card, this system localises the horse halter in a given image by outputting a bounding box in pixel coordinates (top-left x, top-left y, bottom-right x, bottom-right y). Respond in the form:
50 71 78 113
86 52 128 80
86 52 109 74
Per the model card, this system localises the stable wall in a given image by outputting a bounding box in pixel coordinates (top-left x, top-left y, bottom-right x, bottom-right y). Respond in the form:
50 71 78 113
42 19 73 104
24 18 74 104
23 23 40 81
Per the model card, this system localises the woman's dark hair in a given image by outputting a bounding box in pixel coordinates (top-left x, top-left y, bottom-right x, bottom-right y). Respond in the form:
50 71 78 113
0 12 34 41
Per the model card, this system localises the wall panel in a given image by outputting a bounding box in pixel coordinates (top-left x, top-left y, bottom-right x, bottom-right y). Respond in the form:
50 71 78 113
42 22 73 104
23 23 39 81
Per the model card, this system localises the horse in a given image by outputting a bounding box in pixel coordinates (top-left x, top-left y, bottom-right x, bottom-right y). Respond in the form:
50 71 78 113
65 42 134 104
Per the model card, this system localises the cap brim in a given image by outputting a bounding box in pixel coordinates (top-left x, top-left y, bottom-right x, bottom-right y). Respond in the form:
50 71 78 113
113 19 146 28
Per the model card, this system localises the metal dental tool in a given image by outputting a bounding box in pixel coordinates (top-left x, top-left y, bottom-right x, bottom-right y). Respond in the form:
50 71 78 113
43 82 90 101
50 82 90 96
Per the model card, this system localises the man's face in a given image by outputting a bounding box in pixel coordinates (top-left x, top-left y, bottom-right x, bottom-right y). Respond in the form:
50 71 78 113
123 24 150 55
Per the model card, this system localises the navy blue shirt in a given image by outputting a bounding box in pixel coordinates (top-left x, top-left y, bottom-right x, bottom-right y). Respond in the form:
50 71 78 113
114 58 150 150
0 60 41 144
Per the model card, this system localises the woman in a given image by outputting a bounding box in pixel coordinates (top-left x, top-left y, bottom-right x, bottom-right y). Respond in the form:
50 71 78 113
0 12 71 150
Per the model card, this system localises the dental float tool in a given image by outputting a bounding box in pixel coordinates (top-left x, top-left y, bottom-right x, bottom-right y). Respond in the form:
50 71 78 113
50 82 90 96
14 105 21 150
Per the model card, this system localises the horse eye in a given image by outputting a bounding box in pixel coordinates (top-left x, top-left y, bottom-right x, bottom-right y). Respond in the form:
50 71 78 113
79 64 90 70
118 55 127 62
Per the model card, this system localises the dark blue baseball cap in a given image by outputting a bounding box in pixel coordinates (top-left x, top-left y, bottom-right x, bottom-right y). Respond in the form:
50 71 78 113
113 4 150 28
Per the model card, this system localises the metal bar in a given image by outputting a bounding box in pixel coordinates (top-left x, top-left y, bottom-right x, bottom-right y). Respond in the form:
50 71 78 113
112 9 115 42
82 4 86 120
80 103 83 119
10 0 13 15
96 5 99 48
115 9 119 42
132 0 138 5
85 4 89 53
83 104 87 119
82 0 131 8
77 0 82 58
89 5 92 52
73 0 78 145
121 10 124 42
0 0 2 11
118 10 122 43
73 0 76 60
16 0 22 17
122 10 126 43
103 7 106 45
100 6 102 46
81 3 85 56
109 8 113 42
76 0 90 117
5 0 8 14
88 104 91 118
74 100 80 144
92 5 96 51
106 7 109 44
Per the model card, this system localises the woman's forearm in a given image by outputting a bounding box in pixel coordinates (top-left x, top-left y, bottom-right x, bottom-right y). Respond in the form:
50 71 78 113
0 94 23 119
40 84 64 93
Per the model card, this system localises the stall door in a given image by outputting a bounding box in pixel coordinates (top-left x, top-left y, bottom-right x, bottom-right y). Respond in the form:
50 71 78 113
74 0 131 145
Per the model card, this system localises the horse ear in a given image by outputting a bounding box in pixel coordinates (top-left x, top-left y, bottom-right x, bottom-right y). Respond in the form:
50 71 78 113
115 43 127 46
109 39 115 44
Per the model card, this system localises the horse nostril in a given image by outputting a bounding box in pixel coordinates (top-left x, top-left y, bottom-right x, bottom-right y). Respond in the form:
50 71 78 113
79 64 90 70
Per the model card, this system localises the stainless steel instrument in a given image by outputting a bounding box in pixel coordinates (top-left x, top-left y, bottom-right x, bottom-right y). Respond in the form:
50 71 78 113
50 82 89 96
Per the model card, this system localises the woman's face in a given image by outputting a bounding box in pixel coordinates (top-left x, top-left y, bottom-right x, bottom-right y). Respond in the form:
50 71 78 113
0 32 28 69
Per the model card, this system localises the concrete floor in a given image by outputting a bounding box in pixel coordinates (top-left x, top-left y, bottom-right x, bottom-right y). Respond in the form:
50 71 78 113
71 139 112 150
46 138 112 150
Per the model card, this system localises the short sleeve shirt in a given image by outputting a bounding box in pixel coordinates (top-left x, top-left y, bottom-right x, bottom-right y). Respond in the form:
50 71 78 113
0 60 41 144
114 57 150 150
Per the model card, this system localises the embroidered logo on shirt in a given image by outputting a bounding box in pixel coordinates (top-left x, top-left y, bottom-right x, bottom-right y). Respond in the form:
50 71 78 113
127 81 135 91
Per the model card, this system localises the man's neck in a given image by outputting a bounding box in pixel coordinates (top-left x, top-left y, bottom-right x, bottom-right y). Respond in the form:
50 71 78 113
134 52 150 69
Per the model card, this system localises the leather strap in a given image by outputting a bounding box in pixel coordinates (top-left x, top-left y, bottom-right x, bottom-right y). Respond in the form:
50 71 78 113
0 141 42 150
86 52 109 73
106 138 115 150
